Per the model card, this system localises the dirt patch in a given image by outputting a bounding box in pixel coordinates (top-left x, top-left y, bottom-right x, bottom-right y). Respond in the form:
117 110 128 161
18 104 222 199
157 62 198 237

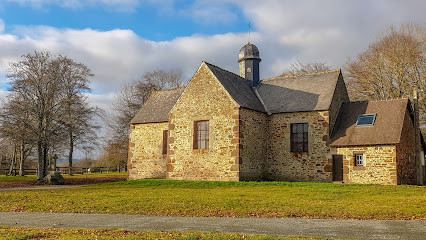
0 174 127 189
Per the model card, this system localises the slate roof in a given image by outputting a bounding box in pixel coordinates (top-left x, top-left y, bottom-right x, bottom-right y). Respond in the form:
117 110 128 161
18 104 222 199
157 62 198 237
256 70 342 114
204 62 266 112
130 87 185 124
329 99 410 146
132 62 344 124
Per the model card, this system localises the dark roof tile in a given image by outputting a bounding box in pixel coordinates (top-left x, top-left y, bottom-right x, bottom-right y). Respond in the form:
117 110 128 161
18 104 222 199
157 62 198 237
131 63 344 124
330 99 409 146
256 70 341 113
130 87 185 124
204 62 266 112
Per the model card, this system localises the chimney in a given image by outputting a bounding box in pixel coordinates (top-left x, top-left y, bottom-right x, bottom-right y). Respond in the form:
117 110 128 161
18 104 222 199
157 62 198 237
238 42 261 87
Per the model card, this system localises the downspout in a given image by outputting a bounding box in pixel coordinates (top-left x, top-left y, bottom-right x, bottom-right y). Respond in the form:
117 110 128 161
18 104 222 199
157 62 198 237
413 90 424 186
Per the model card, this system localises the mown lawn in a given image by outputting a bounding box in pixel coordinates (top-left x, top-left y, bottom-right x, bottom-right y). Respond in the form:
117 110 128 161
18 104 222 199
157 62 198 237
1 180 425 220
0 227 337 240
0 172 127 188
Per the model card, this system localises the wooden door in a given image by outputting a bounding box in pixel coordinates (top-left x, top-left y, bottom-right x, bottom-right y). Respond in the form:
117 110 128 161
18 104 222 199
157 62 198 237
332 155 343 181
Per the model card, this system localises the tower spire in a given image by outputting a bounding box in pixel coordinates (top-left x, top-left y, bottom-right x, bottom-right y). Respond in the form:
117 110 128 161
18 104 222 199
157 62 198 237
248 22 251 43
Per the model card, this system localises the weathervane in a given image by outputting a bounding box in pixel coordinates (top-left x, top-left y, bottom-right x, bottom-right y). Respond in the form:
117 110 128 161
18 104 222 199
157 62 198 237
248 22 252 43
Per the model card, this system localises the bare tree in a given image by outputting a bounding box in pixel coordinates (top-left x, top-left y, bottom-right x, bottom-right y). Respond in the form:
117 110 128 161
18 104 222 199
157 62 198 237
281 60 331 76
109 68 185 141
5 51 99 180
109 82 147 143
6 51 60 180
0 97 35 176
346 23 425 122
142 68 185 90
0 138 16 175
105 68 185 169
55 55 100 175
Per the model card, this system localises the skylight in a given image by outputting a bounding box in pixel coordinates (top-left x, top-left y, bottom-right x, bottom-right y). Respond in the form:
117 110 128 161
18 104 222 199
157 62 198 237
356 114 377 127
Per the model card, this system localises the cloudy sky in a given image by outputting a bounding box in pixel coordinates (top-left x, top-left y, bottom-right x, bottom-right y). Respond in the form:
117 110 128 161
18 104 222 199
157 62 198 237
0 0 425 112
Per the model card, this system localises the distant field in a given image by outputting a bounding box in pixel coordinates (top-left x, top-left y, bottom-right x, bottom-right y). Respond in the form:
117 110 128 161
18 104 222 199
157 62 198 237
1 180 425 220
0 172 127 188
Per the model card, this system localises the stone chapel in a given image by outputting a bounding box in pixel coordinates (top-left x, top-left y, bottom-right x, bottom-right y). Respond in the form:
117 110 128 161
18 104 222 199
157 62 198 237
128 43 424 185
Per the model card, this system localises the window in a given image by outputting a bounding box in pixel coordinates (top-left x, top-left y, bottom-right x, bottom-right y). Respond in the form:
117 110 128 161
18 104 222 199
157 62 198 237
194 120 209 149
356 114 377 127
355 154 364 166
291 123 309 152
162 130 168 155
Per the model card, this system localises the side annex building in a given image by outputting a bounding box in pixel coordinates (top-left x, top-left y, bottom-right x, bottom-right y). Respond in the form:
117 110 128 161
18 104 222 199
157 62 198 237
128 43 424 185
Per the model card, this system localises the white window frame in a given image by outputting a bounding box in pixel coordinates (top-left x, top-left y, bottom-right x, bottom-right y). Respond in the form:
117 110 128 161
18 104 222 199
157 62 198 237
355 154 364 166
356 114 377 127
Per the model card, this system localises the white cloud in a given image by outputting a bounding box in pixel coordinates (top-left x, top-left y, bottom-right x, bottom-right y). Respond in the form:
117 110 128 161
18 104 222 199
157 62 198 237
85 92 114 115
0 21 250 109
0 89 8 99
0 0 425 110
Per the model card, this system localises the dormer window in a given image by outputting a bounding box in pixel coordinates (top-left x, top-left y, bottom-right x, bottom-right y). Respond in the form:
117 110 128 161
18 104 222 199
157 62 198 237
356 114 377 127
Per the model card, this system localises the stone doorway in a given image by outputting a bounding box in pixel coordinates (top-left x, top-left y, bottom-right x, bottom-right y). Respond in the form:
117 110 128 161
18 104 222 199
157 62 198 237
332 155 343 181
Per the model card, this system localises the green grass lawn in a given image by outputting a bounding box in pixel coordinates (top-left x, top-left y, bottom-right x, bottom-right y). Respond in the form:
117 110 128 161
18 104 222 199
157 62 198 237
0 227 338 240
0 172 127 188
1 180 425 220
0 226 340 240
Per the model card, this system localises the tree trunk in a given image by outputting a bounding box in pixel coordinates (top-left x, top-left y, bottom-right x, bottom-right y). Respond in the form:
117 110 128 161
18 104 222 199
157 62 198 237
19 140 25 176
8 145 18 175
54 154 57 171
43 143 48 177
37 139 46 180
37 111 46 180
8 153 15 176
47 153 52 171
68 131 74 176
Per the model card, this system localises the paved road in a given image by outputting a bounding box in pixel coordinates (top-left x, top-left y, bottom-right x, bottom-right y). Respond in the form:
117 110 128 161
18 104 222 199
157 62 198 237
0 212 425 240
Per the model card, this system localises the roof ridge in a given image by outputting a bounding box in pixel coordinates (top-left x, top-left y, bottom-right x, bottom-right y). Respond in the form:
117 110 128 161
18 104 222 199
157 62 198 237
262 69 341 82
349 98 409 104
153 87 186 93
203 61 266 113
203 61 246 80
253 87 271 115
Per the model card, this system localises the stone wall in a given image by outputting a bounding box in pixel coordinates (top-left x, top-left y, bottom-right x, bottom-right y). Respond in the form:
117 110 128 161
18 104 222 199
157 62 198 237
128 122 168 180
333 145 398 185
265 111 332 182
397 110 416 184
167 63 240 181
239 108 269 181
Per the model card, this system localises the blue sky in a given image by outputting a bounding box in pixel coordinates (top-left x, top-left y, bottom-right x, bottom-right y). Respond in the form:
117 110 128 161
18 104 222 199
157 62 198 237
0 0 425 110
0 0 248 40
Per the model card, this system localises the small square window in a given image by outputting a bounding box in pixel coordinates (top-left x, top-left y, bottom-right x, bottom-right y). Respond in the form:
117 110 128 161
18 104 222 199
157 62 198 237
355 154 364 166
356 114 377 127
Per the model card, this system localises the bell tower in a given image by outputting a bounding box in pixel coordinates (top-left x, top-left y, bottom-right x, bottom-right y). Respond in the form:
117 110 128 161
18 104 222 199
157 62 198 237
238 42 261 87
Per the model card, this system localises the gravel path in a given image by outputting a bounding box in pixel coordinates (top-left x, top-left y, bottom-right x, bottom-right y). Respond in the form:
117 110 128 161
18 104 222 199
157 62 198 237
0 212 425 240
